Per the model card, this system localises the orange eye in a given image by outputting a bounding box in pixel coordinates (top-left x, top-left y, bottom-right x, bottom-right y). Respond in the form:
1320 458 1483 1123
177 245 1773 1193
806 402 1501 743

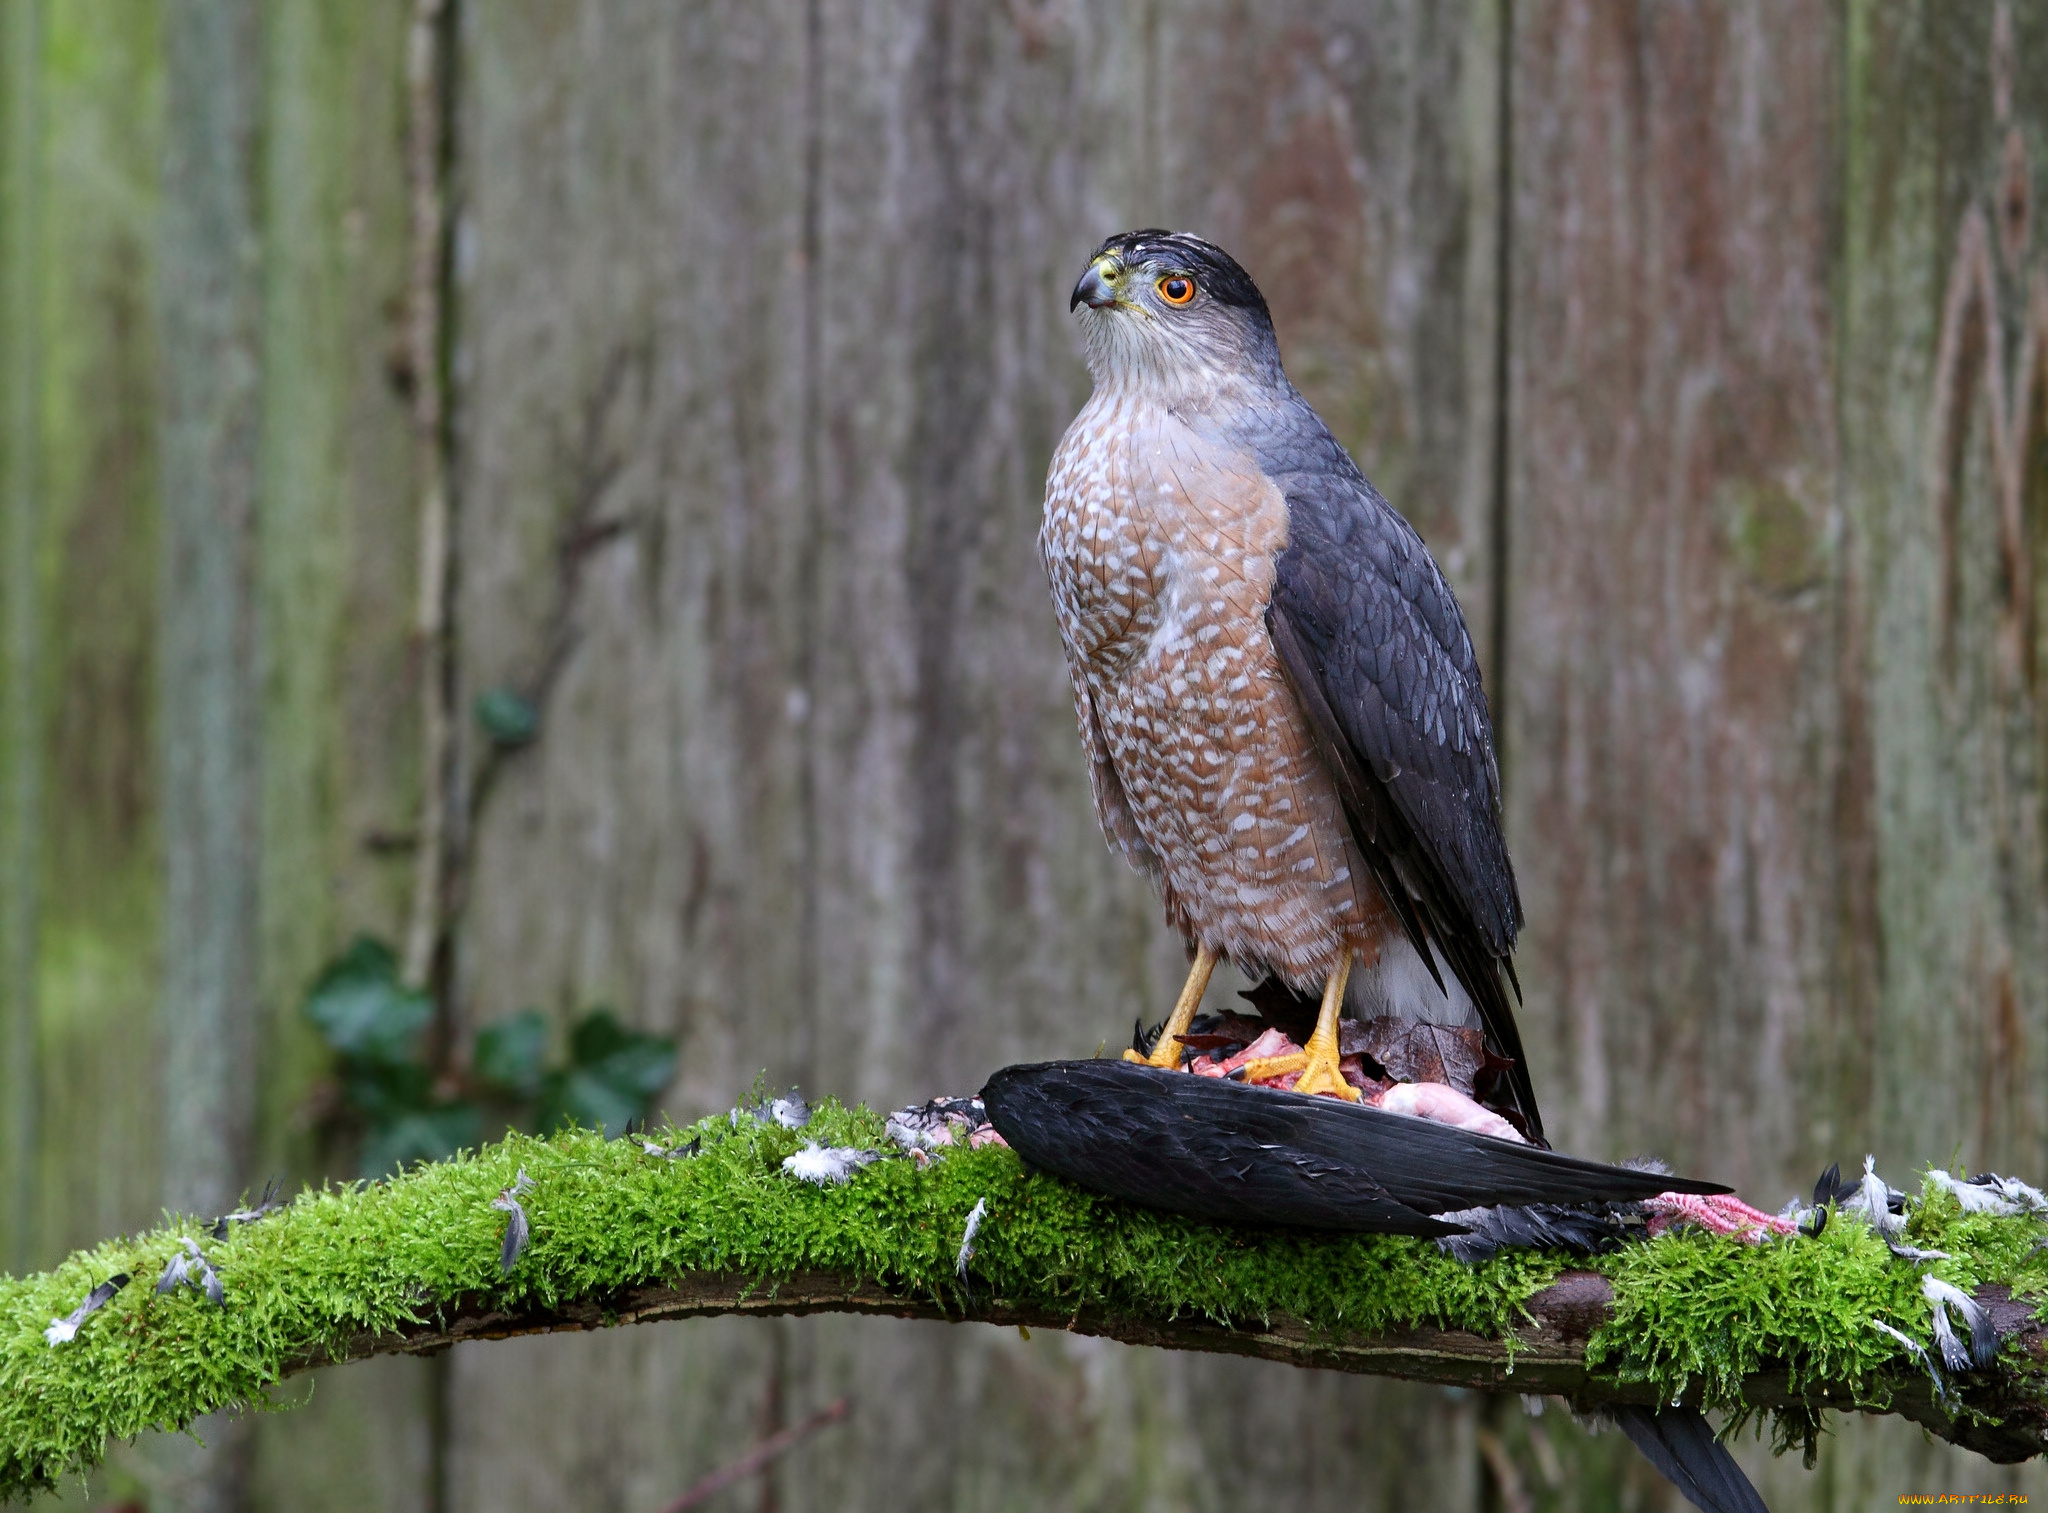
1158 275 1196 306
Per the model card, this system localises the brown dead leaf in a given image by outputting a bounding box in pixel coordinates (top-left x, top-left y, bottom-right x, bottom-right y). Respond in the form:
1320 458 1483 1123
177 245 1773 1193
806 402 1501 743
1180 1013 1275 1053
1354 1018 1511 1098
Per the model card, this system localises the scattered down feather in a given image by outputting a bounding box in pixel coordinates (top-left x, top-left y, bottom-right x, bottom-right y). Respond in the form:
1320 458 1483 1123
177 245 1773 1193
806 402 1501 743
1922 1274 1998 1372
155 1238 223 1306
1872 1318 1949 1403
1926 1169 2048 1217
782 1144 884 1186
1843 1156 1947 1260
44 1274 129 1347
736 1096 811 1131
208 1178 286 1239
956 1198 989 1281
492 1168 536 1273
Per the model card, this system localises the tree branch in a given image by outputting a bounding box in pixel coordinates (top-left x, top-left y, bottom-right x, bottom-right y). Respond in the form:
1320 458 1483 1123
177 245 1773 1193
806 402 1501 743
303 1265 2048 1465
3 1110 2044 1500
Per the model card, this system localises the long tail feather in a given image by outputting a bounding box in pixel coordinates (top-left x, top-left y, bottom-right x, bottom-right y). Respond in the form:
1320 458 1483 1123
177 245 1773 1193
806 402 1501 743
1610 1407 1769 1513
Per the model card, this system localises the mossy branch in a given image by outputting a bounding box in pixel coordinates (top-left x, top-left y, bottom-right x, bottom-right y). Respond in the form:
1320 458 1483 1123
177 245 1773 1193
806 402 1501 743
2 1101 2045 1501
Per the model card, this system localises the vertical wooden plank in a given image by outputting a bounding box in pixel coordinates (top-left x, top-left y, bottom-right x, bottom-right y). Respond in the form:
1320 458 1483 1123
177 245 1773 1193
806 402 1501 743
1820 11 2048 1492
12 3 173 1502
156 0 264 1225
446 1 816 1501
248 2 436 1507
1840 0 2048 1186
447 0 814 1110
253 0 422 1167
152 4 265 1507
29 0 164 1268
1502 2 2048 1507
0 0 45 1277
1503 0 1851 1189
1501 9 1853 1503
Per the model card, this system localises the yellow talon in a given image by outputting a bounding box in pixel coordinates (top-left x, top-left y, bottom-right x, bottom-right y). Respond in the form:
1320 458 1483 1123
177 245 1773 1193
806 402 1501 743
1126 943 1219 1069
1244 952 1360 1101
1125 946 1360 1103
1238 1051 1306 1081
1291 1037 1359 1100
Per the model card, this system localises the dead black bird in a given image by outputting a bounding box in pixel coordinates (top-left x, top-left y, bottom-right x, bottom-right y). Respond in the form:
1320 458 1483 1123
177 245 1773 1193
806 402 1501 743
981 1060 1728 1234
982 1058 1767 1511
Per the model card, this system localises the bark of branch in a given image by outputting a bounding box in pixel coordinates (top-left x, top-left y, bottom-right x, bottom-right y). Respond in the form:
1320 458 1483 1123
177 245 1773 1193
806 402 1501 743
295 1266 2048 1464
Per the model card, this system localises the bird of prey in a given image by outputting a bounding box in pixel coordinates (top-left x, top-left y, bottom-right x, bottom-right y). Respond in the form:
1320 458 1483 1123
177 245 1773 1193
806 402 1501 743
1041 230 1540 1141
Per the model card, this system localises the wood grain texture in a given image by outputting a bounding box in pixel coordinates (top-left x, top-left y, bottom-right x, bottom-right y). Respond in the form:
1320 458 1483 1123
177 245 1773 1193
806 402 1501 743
258 1268 2048 1466
0 3 433 1506
1840 0 2048 1190
254 0 424 1167
0 0 45 1279
154 7 268 1501
157 0 262 1235
1503 3 2048 1506
24 0 166 1273
9 1 2048 1509
1503 0 1850 1190
248 4 436 1506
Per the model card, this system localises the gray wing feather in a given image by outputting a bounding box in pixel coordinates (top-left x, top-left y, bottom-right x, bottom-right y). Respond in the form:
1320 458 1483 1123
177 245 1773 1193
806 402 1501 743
1242 394 1537 1136
1251 399 1521 952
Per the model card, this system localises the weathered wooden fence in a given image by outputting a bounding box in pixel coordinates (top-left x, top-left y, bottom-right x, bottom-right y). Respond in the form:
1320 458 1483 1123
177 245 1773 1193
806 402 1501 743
2 2 2046 1509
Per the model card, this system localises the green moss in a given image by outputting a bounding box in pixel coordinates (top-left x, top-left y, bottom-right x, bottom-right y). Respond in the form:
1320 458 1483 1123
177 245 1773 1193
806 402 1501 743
0 1100 1555 1500
1589 1176 2048 1442
1 1110 2044 1502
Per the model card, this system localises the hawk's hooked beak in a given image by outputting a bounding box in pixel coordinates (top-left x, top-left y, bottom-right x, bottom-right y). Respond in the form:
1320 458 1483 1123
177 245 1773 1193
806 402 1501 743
1070 257 1124 311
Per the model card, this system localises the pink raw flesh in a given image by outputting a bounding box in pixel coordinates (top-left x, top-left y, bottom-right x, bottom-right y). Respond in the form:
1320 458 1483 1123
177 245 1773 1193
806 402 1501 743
1644 1191 1794 1242
1174 1027 1518 1141
1374 1081 1526 1144
1217 1028 1302 1077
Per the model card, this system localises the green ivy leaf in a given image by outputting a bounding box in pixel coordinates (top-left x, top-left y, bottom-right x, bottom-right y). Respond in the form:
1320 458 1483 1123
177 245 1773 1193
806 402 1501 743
535 1068 644 1140
302 937 432 1064
473 687 539 747
534 1009 678 1137
570 1009 677 1097
583 1038 677 1102
568 1008 632 1064
473 1009 550 1098
343 1060 434 1122
358 1103 482 1179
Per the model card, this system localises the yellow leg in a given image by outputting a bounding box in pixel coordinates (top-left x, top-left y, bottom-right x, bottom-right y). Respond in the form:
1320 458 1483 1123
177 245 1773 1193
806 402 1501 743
1240 952 1360 1100
1123 942 1219 1070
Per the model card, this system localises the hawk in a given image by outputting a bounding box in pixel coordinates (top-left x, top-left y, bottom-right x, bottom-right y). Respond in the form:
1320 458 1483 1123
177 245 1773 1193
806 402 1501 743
1041 230 1542 1143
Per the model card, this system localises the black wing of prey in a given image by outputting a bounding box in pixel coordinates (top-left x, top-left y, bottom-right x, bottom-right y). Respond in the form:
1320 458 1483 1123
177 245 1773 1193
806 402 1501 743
1221 388 1541 1141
